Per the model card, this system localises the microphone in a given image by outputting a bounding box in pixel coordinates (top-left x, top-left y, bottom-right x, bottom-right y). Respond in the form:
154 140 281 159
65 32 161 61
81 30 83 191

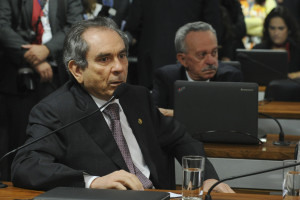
258 112 290 146
205 161 300 200
0 83 128 188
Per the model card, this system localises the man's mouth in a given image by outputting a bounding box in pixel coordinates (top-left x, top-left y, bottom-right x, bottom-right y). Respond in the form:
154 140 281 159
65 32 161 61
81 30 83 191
110 81 124 86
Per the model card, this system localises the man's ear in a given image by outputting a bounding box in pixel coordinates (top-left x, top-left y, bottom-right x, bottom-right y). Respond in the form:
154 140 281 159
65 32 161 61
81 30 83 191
68 60 84 84
177 53 187 67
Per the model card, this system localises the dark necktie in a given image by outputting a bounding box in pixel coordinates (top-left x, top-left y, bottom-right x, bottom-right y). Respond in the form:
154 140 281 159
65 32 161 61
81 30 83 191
103 103 153 189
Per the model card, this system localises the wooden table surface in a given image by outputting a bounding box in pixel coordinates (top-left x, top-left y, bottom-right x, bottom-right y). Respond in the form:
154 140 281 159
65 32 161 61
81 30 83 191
258 101 300 119
0 182 282 200
204 134 299 160
0 182 43 200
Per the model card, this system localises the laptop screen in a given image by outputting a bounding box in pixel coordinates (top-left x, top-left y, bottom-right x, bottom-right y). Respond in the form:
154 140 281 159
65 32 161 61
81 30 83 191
174 81 259 144
236 49 288 86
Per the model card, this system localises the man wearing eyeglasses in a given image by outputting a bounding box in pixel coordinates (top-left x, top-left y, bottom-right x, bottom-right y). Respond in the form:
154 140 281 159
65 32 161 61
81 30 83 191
152 21 243 116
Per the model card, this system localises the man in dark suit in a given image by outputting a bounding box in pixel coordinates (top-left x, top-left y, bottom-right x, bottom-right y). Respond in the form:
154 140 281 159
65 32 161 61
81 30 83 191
11 17 234 193
97 0 130 28
152 21 243 114
0 0 83 180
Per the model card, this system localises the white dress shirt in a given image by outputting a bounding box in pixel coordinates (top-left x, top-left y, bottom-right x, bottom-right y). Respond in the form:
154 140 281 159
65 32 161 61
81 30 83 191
185 70 210 82
84 96 150 188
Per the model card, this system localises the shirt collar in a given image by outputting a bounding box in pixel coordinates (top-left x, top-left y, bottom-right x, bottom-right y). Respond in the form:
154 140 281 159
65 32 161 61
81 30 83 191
90 95 121 112
185 70 210 82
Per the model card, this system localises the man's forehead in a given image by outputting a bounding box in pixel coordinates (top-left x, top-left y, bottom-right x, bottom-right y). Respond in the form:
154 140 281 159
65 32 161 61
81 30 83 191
185 31 217 52
186 30 216 39
83 27 125 55
83 27 123 45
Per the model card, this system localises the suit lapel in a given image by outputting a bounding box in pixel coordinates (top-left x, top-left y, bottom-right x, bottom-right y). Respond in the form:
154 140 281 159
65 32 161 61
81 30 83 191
72 84 129 171
180 65 188 80
119 91 159 183
48 0 57 29
22 0 33 27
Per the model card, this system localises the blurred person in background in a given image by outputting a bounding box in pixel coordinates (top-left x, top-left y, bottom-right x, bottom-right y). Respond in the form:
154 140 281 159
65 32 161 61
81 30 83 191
152 21 243 115
253 6 300 101
240 0 277 48
0 0 83 180
219 0 246 61
253 6 300 78
81 0 130 29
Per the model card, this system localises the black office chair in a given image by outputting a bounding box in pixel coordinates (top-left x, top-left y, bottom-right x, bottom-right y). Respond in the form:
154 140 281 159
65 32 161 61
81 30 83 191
265 79 300 101
220 60 241 70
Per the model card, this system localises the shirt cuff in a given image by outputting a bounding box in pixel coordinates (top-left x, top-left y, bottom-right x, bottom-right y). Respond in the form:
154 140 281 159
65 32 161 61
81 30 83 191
83 174 99 188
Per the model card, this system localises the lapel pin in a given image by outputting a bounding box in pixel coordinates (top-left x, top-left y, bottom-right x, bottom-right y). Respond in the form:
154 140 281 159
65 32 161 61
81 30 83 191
138 118 143 125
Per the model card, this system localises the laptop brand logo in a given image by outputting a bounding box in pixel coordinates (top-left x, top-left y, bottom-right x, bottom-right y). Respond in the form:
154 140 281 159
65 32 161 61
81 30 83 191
178 86 186 93
240 88 254 92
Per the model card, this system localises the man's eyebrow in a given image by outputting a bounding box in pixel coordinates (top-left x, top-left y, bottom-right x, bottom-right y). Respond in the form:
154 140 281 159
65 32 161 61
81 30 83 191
95 52 111 58
119 48 127 54
95 48 127 58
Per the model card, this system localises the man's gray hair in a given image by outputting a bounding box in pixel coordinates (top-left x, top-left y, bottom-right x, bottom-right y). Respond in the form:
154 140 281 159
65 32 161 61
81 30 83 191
175 21 217 53
63 17 129 72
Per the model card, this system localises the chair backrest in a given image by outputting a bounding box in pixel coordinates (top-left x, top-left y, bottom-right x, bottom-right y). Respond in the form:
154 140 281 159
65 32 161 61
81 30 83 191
265 79 300 101
220 60 241 70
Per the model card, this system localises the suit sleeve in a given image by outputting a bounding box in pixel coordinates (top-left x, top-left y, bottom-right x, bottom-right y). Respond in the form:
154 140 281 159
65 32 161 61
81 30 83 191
152 68 171 109
159 117 219 181
11 102 85 190
0 0 28 66
147 89 219 181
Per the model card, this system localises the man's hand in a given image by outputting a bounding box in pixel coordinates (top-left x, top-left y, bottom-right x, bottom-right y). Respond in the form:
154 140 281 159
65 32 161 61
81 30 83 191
203 179 235 193
90 170 144 191
33 61 53 82
158 108 174 117
22 44 50 66
288 71 300 79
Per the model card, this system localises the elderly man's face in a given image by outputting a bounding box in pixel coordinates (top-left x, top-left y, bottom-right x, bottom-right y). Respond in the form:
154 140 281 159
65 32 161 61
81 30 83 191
73 28 128 100
177 31 218 81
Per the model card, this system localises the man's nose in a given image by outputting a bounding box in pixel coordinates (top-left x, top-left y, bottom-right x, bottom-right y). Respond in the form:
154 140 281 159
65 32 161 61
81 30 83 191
112 58 125 72
205 53 216 64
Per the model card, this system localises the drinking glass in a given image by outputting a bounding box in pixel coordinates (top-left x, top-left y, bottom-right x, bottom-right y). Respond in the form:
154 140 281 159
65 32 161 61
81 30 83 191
283 171 300 200
182 156 205 200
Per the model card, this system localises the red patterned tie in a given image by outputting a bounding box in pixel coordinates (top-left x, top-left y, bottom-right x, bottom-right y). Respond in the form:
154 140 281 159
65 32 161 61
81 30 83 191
103 103 153 189
31 0 44 44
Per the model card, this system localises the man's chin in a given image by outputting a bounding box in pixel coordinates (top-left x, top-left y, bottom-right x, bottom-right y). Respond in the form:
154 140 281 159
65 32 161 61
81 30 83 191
203 72 216 79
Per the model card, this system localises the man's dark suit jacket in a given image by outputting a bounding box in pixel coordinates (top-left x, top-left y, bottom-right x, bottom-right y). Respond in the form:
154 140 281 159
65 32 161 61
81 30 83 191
11 81 218 190
0 0 83 94
152 63 243 109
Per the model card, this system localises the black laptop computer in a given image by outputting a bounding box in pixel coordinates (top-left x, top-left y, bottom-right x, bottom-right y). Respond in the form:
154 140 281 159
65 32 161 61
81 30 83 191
174 81 259 145
236 49 288 85
34 187 170 200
